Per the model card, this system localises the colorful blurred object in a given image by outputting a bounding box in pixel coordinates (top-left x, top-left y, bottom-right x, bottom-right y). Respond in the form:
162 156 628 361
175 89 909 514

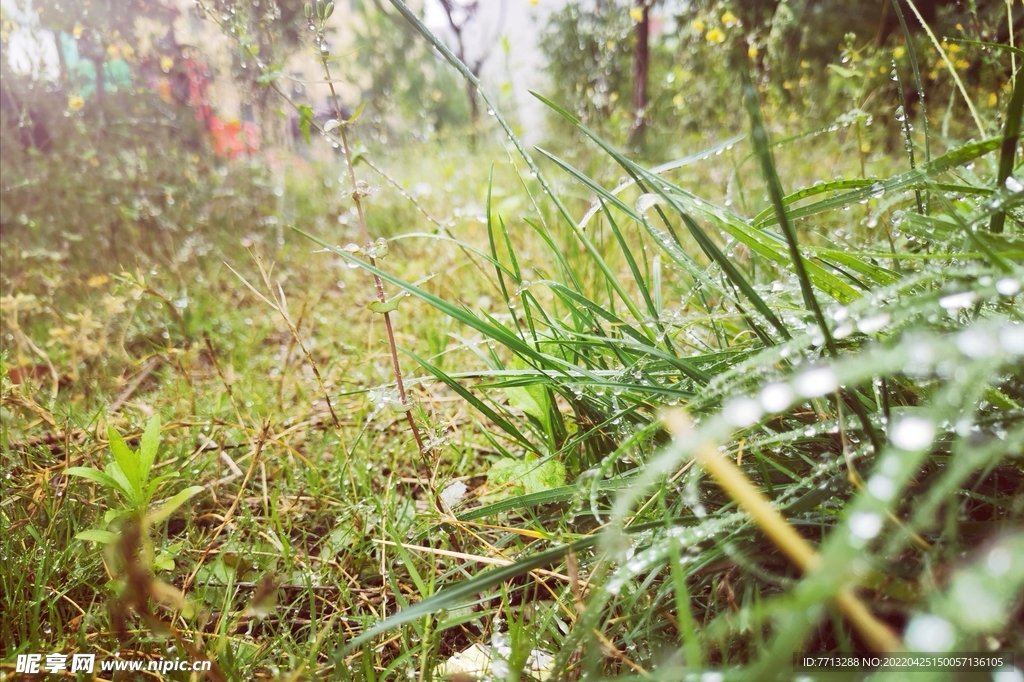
208 116 260 159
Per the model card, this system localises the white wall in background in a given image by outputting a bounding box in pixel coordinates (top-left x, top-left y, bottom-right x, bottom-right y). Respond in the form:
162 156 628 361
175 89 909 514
424 0 567 144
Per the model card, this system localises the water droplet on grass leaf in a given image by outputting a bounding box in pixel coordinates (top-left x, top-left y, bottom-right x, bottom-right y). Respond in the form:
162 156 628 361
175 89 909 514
939 291 977 312
636 193 661 212
890 416 935 451
849 511 882 540
795 367 838 398
723 397 762 427
995 278 1021 296
905 614 955 652
760 382 794 413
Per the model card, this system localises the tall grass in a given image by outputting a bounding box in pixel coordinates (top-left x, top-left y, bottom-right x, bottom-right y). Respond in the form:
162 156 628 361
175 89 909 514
309 2 1024 678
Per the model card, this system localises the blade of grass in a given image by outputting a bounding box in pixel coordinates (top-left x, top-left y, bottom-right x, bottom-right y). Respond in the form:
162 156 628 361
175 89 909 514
334 537 599 657
741 68 835 353
755 138 1002 227
532 97 791 341
990 65 1024 234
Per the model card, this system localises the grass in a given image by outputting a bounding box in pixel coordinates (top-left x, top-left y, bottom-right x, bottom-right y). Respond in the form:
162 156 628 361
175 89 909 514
2 7 1024 681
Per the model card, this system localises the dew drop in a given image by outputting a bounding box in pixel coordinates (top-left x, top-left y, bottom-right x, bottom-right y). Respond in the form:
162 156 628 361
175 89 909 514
856 312 890 335
939 291 977 312
849 511 882 540
890 416 935 451
867 477 895 503
794 367 838 398
987 546 1011 576
956 328 993 358
1000 324 1024 354
995 278 1021 296
723 397 762 427
636 193 661 212
760 382 794 413
905 614 955 652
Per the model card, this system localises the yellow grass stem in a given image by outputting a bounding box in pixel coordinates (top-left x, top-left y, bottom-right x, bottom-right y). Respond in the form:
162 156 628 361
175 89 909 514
663 410 904 653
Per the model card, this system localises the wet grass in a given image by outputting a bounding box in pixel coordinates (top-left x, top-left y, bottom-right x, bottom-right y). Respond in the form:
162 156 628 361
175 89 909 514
3 29 1024 682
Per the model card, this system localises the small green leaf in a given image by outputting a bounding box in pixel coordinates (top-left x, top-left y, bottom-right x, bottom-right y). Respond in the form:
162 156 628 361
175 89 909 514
521 457 566 493
146 473 179 503
484 456 566 502
297 104 313 145
153 552 176 572
75 529 118 545
146 486 204 526
345 101 366 124
65 466 123 493
107 425 141 501
104 461 138 506
138 415 160 484
368 294 405 314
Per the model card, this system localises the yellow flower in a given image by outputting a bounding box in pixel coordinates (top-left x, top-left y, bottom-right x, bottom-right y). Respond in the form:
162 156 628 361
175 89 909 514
672 93 684 107
721 10 739 27
748 44 758 58
860 142 871 153
955 58 969 69
691 19 705 33
87 274 109 288
893 46 905 59
72 23 83 38
67 95 85 111
706 27 726 44
947 43 960 53
629 7 644 22
528 0 538 4
800 59 810 68
160 56 174 73
988 92 998 107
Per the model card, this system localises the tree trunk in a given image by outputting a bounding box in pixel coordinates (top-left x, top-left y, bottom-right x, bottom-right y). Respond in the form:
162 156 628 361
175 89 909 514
629 1 650 146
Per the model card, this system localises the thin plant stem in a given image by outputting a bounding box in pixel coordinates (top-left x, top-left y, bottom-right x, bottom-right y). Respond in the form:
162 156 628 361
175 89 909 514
313 23 428 462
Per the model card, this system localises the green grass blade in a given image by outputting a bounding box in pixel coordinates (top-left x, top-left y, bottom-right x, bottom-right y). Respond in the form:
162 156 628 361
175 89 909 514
751 179 876 227
757 137 1002 227
531 99 791 340
990 65 1024 234
741 68 835 354
407 349 536 451
334 538 598 656
892 0 932 163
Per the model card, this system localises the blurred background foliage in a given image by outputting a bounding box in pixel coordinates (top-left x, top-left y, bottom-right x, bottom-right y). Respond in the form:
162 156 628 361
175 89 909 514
540 0 1019 155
